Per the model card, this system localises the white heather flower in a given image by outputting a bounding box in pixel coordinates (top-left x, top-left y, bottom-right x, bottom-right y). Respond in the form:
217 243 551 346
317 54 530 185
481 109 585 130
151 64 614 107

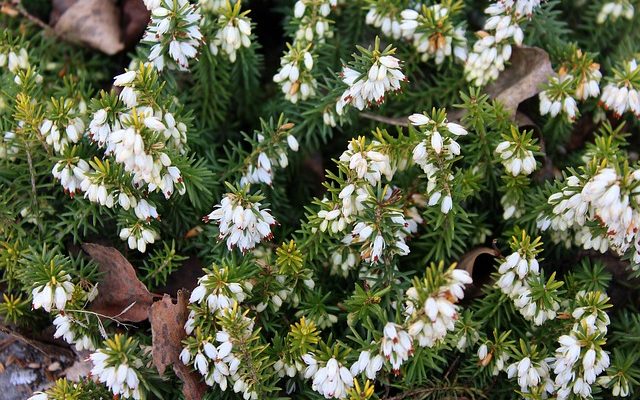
290 0 335 43
0 131 19 160
339 139 394 185
90 348 143 399
405 268 472 348
188 271 246 314
52 158 90 197
209 10 252 63
543 167 640 263
553 333 610 399
144 0 202 71
3 48 29 73
597 1 634 24
464 1 542 86
204 192 276 252
350 350 384 380
32 279 75 312
336 55 405 115
365 6 403 39
400 5 468 64
410 112 466 214
274 47 317 103
119 224 159 253
600 58 640 117
539 74 579 121
53 313 96 351
310 357 353 399
381 323 413 373
40 115 84 154
506 356 554 394
240 131 299 186
495 140 536 176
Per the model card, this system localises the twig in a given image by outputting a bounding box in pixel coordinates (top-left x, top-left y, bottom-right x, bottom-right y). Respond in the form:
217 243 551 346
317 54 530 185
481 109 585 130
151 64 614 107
24 143 43 233
2 1 57 34
360 112 410 127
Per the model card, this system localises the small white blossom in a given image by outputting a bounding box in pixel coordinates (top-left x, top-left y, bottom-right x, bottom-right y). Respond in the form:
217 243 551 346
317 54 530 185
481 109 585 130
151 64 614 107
204 191 276 252
32 279 74 312
336 55 405 115
597 1 634 24
381 323 413 373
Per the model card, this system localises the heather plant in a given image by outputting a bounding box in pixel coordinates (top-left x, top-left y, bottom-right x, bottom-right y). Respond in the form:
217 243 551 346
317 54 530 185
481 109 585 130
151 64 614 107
1 1 640 399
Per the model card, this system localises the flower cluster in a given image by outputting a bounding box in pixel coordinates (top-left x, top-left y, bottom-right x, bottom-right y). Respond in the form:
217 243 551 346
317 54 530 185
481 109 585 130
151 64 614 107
292 0 336 43
400 4 468 65
365 1 403 39
303 355 354 399
539 47 601 121
90 335 146 399
553 292 611 399
381 323 413 373
597 1 634 24
465 0 543 86
182 298 261 399
239 119 299 186
506 343 554 395
204 186 276 252
541 166 640 266
32 277 74 313
0 47 29 73
51 157 90 198
187 266 247 321
40 99 85 154
600 58 640 117
208 1 253 63
496 231 560 325
70 64 189 252
274 45 316 103
341 188 411 264
495 126 537 176
274 0 336 103
0 131 19 160
336 39 405 116
404 262 472 348
142 0 203 71
52 311 97 351
539 74 579 121
409 110 468 214
350 350 384 380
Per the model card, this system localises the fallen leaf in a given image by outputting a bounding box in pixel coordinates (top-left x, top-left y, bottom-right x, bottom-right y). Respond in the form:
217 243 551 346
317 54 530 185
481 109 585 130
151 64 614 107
457 245 500 298
485 46 554 116
122 0 150 49
53 0 124 55
149 291 207 400
82 243 153 322
49 0 78 26
62 356 93 382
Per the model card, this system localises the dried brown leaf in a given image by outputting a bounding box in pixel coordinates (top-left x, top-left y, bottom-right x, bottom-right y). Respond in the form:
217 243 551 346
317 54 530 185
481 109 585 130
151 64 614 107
457 246 500 298
149 292 207 400
53 0 124 55
122 0 151 49
82 243 153 322
485 46 554 116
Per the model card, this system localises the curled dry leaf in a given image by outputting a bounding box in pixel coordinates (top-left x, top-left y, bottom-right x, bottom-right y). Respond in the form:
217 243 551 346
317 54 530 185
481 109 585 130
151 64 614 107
149 292 207 400
485 46 555 116
457 245 500 298
82 243 153 322
122 0 151 49
53 0 124 55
